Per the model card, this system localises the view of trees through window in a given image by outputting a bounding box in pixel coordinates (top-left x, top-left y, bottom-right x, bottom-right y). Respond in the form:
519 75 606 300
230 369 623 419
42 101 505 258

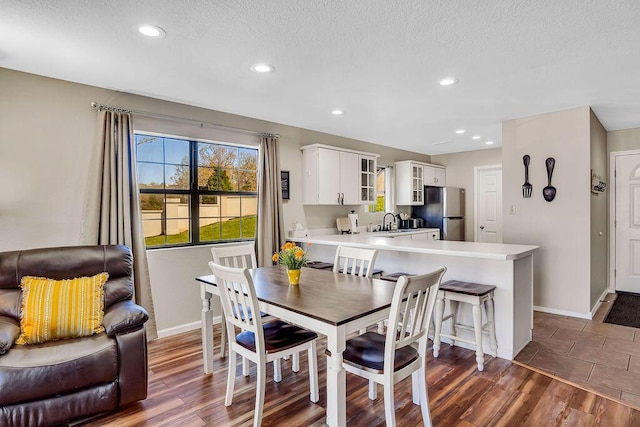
136 134 258 247
367 167 386 213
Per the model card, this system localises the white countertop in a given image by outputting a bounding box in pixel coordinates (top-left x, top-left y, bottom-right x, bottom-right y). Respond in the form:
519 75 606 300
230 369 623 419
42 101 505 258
291 232 538 261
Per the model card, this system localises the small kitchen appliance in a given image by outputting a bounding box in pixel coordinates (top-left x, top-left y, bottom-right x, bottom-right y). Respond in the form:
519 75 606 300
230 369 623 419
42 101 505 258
347 210 359 234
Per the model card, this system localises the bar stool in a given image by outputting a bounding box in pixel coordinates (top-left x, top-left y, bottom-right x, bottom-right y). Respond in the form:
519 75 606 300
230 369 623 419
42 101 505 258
306 261 334 270
379 272 415 282
432 280 497 371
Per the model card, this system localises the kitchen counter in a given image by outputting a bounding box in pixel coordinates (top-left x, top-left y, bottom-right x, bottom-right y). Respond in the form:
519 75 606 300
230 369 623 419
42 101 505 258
290 232 538 360
292 231 538 261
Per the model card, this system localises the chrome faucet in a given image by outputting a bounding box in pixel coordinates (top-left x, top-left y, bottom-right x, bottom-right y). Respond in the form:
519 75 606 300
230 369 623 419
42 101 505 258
382 212 396 231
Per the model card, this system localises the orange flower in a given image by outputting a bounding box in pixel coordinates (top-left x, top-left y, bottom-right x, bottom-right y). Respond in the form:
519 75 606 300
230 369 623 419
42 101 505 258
285 242 294 250
295 249 304 259
272 253 279 262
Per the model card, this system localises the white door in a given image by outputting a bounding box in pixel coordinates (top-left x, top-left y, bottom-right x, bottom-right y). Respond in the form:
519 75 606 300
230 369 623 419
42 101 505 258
615 153 640 293
475 166 503 243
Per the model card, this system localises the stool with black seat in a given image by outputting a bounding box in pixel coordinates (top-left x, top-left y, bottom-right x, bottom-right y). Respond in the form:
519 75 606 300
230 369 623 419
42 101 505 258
380 272 416 282
432 280 497 371
306 261 334 270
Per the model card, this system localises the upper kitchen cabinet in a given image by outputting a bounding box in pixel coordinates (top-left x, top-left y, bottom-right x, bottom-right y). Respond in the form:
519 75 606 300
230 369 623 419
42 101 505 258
301 144 379 205
395 161 424 205
423 164 446 187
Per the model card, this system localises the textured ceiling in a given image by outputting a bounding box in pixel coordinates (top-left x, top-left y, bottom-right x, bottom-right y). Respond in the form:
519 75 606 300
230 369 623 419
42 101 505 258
2 0 640 155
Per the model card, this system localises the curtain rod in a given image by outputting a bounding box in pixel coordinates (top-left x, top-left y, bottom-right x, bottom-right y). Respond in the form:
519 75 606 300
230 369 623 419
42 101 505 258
89 101 279 138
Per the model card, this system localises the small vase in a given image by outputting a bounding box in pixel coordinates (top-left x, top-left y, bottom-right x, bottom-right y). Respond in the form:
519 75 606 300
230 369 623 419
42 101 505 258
287 269 301 286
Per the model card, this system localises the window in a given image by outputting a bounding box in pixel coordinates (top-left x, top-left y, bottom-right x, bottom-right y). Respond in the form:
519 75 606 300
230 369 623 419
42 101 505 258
367 167 386 213
136 133 258 248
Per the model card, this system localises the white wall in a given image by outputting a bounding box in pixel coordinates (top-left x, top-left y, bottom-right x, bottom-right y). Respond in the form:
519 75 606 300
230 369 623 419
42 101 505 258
608 128 640 154
502 107 592 316
431 148 502 241
0 68 429 333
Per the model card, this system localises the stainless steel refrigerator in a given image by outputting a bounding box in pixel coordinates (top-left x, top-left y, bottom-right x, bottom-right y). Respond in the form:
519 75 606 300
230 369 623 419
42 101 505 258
411 187 465 241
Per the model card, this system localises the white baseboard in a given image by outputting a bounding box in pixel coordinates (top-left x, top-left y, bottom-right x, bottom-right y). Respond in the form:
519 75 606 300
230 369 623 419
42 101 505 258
156 316 221 339
589 289 611 319
533 305 591 320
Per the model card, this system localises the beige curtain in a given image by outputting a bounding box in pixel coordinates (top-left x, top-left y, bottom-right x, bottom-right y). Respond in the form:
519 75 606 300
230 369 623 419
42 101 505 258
256 135 285 266
84 110 158 340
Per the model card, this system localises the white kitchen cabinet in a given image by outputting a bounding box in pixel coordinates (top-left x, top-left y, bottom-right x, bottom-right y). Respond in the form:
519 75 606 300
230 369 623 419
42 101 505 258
395 161 424 205
423 165 446 187
302 144 378 205
359 155 377 204
410 230 441 240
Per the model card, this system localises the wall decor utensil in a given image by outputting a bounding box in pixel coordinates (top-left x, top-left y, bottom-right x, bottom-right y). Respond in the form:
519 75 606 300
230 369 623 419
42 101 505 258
543 157 556 202
522 155 532 198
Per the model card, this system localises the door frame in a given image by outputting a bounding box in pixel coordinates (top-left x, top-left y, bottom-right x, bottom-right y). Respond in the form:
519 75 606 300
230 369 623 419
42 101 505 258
609 149 640 292
474 164 503 243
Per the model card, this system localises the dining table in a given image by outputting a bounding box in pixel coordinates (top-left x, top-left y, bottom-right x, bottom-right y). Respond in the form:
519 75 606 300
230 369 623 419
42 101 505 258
196 265 397 427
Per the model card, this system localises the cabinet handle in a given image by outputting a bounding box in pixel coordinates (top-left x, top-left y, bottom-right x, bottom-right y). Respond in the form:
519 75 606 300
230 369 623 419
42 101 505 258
341 193 345 204
480 225 485 230
337 193 341 204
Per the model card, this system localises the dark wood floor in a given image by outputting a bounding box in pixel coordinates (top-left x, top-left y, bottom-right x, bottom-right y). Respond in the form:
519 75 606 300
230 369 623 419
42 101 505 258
85 326 640 426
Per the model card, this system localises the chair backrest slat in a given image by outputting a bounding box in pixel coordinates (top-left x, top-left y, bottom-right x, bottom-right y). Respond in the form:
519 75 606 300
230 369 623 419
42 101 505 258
385 266 446 369
211 243 257 270
332 246 378 278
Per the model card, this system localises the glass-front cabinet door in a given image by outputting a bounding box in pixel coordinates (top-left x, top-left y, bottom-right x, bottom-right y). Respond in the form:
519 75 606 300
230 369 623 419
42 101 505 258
412 164 423 203
359 155 377 204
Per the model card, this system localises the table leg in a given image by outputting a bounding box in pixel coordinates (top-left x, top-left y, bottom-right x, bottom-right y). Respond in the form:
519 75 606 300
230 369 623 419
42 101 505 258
200 284 214 374
326 328 346 427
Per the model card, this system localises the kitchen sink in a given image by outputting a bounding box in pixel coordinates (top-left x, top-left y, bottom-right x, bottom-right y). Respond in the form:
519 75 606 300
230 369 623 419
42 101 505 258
374 229 414 234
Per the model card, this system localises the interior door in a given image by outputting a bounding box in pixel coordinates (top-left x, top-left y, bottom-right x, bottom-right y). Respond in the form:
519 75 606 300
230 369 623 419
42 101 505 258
476 166 502 243
615 153 640 293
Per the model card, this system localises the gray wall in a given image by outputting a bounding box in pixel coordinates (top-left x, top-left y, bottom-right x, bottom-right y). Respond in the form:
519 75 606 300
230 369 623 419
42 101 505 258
590 110 608 307
0 68 429 334
503 107 592 316
431 148 502 241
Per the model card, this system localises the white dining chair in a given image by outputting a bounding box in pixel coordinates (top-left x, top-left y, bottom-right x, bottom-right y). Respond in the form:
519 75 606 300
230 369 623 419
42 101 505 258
208 262 319 427
338 266 446 427
332 245 378 278
211 243 290 377
333 245 380 334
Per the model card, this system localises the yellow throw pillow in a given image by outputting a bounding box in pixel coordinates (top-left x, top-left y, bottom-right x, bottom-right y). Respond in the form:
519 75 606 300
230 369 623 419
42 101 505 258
16 272 109 345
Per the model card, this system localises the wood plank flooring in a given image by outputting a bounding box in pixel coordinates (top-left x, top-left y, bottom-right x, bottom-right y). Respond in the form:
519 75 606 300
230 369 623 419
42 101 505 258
84 326 640 426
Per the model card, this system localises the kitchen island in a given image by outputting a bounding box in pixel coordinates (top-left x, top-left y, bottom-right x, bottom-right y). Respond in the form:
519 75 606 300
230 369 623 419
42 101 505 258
291 232 538 360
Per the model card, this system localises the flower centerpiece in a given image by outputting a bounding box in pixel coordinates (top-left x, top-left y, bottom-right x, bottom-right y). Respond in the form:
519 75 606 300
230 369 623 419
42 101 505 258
272 242 309 285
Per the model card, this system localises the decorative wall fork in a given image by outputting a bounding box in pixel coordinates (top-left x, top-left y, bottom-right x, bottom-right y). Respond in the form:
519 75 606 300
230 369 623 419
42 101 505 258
522 155 532 198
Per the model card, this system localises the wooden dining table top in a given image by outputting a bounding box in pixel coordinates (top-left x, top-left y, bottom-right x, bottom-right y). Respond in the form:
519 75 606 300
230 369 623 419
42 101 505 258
196 266 396 326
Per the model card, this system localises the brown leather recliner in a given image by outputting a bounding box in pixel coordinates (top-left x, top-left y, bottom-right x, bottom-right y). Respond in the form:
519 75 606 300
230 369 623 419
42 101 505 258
0 245 149 427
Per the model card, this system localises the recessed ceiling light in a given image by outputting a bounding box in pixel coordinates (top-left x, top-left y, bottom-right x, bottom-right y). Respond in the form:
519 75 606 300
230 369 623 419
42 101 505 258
486 141 494 145
439 77 458 86
472 135 481 140
136 24 166 38
455 129 465 134
331 109 344 115
250 63 275 73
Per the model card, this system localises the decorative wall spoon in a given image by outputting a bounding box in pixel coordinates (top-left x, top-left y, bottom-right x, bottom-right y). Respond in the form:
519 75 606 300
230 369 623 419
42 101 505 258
543 157 556 202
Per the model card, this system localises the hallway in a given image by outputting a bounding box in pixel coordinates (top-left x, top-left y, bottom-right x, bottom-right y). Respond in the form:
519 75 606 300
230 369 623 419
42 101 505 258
515 294 640 408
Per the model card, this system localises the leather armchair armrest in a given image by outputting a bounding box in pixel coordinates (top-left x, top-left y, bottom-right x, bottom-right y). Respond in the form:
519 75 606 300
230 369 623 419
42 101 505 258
0 315 20 355
103 300 149 336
